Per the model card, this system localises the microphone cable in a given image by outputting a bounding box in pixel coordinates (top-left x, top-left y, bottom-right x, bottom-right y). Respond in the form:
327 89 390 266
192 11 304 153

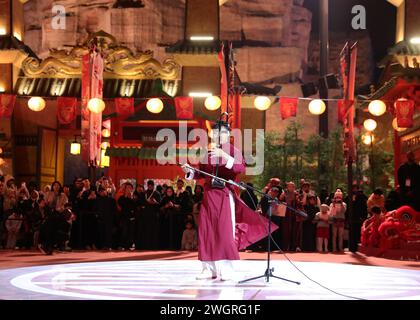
241 187 366 300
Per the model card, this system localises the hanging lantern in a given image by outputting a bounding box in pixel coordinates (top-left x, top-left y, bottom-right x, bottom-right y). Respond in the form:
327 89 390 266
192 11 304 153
101 141 110 150
28 97 46 112
254 96 271 111
308 99 326 115
394 98 415 128
392 118 407 132
363 119 377 132
101 128 111 138
0 147 3 154
368 100 386 117
146 98 164 114
362 134 374 145
100 149 110 168
70 138 81 155
88 98 106 113
0 158 4 166
204 96 222 111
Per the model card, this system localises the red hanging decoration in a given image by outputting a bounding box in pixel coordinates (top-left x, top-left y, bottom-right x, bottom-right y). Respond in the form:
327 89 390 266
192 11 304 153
395 98 415 128
115 98 134 116
174 97 193 119
279 97 297 120
0 94 16 118
57 97 77 124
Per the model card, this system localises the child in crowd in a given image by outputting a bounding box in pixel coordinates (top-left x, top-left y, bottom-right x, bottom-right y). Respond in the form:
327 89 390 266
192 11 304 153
5 211 23 249
313 204 331 253
181 221 197 251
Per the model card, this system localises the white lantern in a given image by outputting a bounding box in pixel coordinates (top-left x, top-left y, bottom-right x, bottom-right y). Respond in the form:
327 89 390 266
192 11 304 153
392 118 407 132
362 134 374 145
368 100 386 117
204 96 221 111
101 141 110 149
254 96 271 111
88 98 105 113
100 149 110 168
363 119 377 132
101 128 111 138
308 99 326 115
70 141 81 155
146 98 164 114
28 97 46 112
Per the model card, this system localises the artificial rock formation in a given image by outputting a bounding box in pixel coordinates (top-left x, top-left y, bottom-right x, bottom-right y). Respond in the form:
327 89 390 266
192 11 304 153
23 0 311 87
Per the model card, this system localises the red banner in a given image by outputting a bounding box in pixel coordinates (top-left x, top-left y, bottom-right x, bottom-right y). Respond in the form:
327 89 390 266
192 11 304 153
395 98 415 128
218 43 228 114
174 97 193 119
115 98 134 117
228 93 241 129
340 43 357 163
57 97 77 124
279 97 297 120
337 99 346 124
0 94 16 118
337 99 354 125
81 51 104 166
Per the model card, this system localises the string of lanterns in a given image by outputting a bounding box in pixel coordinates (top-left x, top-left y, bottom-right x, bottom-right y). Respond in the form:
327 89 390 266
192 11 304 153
25 94 414 133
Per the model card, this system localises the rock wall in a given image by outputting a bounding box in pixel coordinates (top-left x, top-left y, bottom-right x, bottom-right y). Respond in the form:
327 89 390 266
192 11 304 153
23 0 312 86
306 31 375 87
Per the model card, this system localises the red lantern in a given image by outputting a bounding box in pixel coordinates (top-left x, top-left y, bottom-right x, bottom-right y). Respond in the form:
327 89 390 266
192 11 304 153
394 98 414 128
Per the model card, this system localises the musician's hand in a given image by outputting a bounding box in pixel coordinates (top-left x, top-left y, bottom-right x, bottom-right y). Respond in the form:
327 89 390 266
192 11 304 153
209 147 228 160
181 164 192 174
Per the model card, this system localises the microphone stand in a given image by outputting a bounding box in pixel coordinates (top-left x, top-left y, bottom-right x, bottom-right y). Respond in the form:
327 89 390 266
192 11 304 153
180 164 305 284
237 183 304 285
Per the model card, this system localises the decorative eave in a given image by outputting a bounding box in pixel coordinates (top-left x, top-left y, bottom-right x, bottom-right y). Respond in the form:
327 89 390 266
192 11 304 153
0 35 38 67
20 31 181 80
359 76 420 108
105 147 204 160
166 40 221 67
378 41 420 68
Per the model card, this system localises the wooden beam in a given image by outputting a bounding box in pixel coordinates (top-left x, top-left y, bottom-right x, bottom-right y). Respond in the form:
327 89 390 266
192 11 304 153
387 0 404 7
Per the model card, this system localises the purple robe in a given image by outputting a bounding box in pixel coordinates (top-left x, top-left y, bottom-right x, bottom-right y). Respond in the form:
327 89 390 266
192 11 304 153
189 143 279 261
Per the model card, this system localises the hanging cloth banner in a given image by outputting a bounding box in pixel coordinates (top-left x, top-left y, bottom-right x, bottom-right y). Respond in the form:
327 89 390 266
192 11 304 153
279 97 298 120
218 42 228 114
228 93 241 129
395 99 415 128
0 94 16 118
337 99 346 124
174 97 193 119
81 51 104 166
115 97 134 117
337 99 354 125
57 97 77 124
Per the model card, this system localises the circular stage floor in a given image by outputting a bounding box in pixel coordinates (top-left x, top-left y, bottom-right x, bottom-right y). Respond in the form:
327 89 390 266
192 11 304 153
1 260 419 300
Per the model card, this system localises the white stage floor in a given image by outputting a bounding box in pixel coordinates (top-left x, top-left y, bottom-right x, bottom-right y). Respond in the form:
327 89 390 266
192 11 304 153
0 260 419 300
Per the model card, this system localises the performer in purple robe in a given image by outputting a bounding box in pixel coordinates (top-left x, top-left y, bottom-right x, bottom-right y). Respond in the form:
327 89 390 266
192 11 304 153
182 121 278 281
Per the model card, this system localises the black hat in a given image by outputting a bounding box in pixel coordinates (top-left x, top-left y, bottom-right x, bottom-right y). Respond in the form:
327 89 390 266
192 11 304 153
212 120 231 131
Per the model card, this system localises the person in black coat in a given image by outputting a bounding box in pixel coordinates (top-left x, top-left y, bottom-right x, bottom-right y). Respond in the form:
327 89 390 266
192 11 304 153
95 187 117 250
397 151 420 210
240 183 259 210
117 183 137 250
302 195 318 252
139 180 161 250
159 186 180 249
